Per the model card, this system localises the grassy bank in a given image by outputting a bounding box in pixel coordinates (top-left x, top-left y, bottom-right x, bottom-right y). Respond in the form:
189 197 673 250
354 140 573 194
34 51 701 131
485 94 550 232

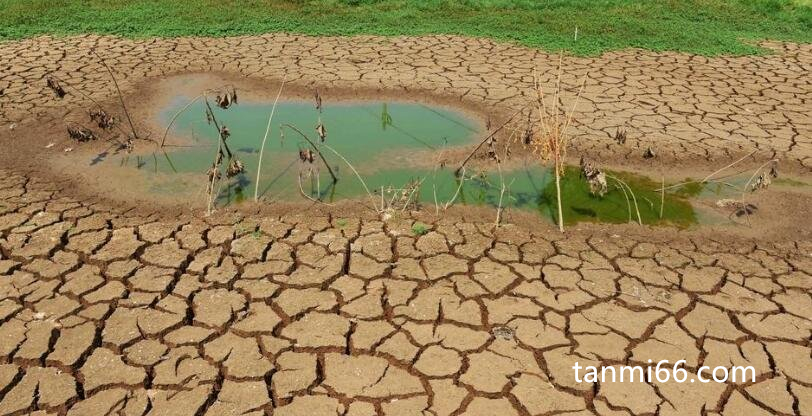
0 0 809 55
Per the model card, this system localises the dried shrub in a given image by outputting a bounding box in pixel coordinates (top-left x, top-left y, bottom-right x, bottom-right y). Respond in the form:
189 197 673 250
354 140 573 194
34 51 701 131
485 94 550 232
525 57 587 232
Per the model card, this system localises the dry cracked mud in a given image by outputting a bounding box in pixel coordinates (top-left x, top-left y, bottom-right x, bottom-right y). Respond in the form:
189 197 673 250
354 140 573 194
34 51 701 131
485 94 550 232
0 35 810 171
0 170 811 416
0 34 811 416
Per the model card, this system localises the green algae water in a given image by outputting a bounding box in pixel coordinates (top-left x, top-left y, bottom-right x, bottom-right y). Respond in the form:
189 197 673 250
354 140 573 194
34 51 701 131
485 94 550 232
120 97 701 226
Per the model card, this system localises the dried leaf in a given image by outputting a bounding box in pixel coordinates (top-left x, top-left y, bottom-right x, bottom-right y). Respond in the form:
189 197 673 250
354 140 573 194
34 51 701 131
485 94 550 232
219 126 230 141
299 149 315 164
226 158 245 178
216 94 232 109
751 172 771 192
614 128 627 145
89 109 116 129
46 77 66 98
67 125 96 142
316 122 327 142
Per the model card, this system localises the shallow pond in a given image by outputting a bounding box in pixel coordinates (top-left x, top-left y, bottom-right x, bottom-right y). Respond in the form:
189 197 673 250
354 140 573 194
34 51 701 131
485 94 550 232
111 96 709 226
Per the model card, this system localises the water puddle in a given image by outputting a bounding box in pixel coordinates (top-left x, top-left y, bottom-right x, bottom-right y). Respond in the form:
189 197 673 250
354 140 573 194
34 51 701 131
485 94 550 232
98 94 727 227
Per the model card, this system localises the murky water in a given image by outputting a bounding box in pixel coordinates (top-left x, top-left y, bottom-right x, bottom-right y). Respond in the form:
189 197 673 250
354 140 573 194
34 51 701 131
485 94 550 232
110 96 712 226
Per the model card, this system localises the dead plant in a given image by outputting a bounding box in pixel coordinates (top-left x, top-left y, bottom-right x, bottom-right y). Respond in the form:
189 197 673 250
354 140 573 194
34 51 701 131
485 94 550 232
605 174 642 225
46 77 66 98
92 51 140 142
280 123 337 183
89 109 116 130
525 56 588 232
375 179 424 216
67 124 96 142
656 153 778 226
202 96 243 215
255 78 286 201
580 157 607 197
614 127 627 145
216 88 238 109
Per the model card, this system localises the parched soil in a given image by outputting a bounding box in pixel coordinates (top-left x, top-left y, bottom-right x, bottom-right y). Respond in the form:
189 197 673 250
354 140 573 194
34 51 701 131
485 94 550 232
0 35 810 171
0 170 811 416
0 34 811 416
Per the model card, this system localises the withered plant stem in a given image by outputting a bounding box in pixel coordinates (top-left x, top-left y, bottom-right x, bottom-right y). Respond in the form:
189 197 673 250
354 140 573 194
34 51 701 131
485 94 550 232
660 174 665 219
320 143 380 212
741 158 780 198
206 134 223 216
655 150 757 192
203 98 233 159
256 78 287 201
47 74 133 142
530 55 588 233
444 167 467 210
280 124 337 183
160 94 204 147
454 106 527 176
92 51 138 141
607 174 642 225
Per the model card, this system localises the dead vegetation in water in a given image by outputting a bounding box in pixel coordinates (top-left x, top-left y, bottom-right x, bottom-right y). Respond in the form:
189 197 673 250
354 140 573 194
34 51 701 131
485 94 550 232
656 151 780 226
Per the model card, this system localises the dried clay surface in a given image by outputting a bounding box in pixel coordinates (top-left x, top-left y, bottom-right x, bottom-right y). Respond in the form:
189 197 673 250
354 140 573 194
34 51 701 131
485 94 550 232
0 34 810 416
0 35 810 171
0 171 810 415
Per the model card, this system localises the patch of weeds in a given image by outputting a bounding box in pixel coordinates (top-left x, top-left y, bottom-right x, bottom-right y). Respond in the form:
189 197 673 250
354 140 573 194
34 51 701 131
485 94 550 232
336 218 348 228
411 222 429 236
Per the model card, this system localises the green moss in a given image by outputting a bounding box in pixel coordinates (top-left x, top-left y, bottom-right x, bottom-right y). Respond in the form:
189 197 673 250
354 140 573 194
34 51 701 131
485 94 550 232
540 167 697 227
0 0 809 56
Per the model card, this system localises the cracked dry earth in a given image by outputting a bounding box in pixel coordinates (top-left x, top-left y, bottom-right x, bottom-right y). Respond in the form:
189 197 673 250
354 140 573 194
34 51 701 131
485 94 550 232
1 33 812 416
0 170 811 416
0 35 810 169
